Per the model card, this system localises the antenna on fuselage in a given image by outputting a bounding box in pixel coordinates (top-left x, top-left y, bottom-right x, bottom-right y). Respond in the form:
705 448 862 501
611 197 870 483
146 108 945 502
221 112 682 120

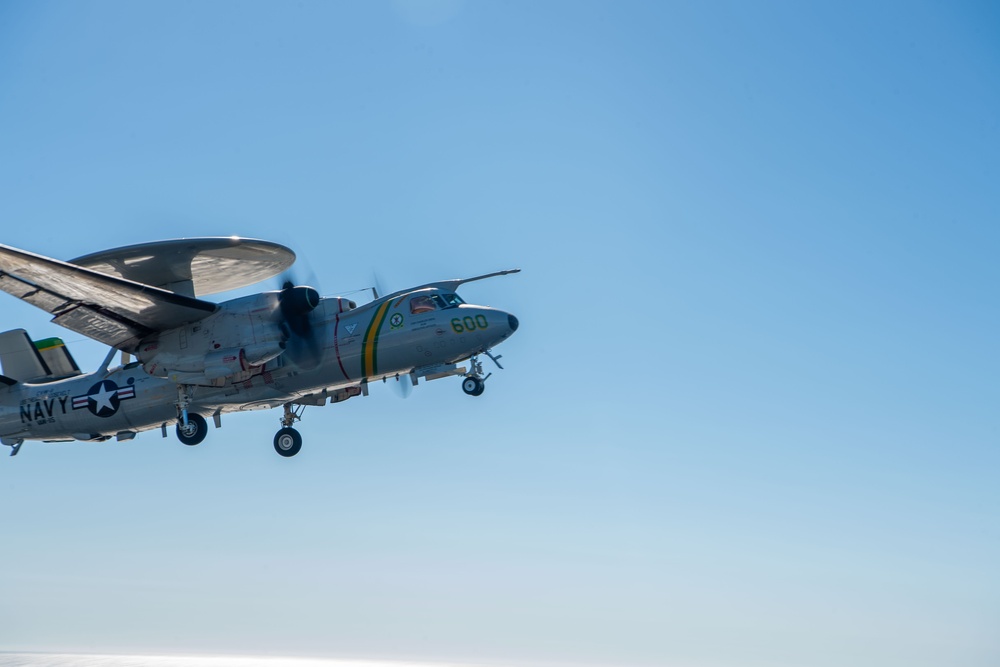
369 272 386 301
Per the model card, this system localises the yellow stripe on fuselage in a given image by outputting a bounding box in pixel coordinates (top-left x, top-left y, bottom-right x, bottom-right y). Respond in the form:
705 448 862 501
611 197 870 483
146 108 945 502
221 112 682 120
361 300 393 377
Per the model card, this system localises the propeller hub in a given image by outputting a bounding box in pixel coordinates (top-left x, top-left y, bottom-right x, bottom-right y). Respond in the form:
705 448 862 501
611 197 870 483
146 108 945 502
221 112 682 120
279 284 320 316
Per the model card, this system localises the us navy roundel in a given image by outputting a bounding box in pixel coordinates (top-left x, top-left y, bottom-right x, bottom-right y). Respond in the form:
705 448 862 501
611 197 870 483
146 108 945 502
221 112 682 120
71 379 136 418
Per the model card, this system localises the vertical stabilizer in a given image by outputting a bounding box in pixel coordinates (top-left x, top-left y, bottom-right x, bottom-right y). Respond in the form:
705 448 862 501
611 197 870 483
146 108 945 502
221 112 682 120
34 337 82 379
0 329 50 381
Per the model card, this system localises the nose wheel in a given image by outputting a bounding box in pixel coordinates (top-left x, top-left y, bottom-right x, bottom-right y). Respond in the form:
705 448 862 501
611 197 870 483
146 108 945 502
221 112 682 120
461 355 491 396
462 376 485 396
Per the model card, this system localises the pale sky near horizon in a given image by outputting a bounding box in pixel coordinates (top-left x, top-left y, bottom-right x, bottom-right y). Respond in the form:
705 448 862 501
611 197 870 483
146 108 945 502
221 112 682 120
1 2 998 666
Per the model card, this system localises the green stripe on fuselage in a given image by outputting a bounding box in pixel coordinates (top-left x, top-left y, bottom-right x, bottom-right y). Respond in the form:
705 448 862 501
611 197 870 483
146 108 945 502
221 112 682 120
361 300 392 377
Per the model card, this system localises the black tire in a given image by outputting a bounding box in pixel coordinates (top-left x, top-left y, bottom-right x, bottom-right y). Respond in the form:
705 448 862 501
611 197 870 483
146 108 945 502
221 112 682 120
462 376 484 396
176 413 208 446
273 427 303 457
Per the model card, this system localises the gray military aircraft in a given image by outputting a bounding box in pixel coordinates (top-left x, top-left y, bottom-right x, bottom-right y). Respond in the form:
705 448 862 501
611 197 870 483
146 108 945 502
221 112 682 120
0 238 519 457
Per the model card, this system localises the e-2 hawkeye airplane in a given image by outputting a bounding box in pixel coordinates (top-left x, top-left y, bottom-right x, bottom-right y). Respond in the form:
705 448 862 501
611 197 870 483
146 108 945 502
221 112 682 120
0 237 519 457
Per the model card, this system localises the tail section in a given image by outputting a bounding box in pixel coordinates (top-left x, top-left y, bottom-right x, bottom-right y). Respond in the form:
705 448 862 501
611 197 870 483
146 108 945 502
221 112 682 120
33 337 82 379
0 329 82 382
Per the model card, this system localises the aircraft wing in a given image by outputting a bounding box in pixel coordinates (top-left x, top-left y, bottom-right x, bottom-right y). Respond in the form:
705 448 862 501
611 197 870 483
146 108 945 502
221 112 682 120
0 243 218 352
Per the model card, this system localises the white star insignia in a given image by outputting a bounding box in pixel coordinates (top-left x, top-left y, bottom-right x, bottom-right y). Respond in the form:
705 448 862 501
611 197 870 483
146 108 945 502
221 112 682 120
90 382 117 413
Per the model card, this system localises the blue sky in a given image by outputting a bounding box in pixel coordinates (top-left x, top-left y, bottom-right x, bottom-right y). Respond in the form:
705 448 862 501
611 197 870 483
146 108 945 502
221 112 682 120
1 2 998 666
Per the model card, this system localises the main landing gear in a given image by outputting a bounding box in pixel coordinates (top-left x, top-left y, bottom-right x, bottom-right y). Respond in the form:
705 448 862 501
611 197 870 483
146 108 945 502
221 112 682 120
175 384 208 446
273 402 304 457
462 349 505 397
176 413 208 446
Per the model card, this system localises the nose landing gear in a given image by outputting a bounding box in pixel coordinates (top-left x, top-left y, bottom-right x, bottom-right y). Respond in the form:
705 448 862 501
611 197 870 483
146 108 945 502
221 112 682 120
462 375 485 396
462 348 505 397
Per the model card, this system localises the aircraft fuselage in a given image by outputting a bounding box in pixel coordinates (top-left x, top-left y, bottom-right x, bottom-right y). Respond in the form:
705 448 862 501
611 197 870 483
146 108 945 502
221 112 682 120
0 288 518 444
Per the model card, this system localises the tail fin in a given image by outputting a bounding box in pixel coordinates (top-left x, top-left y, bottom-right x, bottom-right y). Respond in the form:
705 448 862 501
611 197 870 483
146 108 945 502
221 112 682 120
34 337 82 379
0 329 82 382
0 329 50 381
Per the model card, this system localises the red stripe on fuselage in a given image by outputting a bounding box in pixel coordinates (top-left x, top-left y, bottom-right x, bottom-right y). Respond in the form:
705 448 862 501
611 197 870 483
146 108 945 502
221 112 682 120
334 313 351 380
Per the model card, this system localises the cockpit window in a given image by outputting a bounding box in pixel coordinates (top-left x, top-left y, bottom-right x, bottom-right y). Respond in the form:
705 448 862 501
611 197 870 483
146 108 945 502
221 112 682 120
410 293 464 314
410 295 437 314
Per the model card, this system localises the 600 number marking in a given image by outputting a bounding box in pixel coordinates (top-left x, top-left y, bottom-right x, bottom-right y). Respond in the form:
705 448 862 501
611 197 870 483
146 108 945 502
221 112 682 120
451 315 489 333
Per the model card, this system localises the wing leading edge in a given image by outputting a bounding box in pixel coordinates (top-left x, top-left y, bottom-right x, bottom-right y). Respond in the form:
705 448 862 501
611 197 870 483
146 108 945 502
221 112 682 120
0 243 218 352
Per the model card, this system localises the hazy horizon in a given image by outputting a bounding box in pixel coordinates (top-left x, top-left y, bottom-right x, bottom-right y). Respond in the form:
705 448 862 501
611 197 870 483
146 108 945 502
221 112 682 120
0 654 560 667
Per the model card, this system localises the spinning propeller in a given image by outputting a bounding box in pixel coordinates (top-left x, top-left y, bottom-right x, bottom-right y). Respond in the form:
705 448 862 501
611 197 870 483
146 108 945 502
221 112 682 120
393 372 413 399
276 277 322 369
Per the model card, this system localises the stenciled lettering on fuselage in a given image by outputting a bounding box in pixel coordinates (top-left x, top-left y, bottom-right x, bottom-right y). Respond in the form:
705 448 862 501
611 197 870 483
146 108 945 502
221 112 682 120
19 378 138 426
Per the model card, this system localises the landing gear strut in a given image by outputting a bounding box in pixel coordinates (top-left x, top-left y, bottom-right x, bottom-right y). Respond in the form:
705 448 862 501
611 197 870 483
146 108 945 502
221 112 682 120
461 348 507 397
274 403 304 457
176 413 208 446
462 354 491 396
175 384 208 446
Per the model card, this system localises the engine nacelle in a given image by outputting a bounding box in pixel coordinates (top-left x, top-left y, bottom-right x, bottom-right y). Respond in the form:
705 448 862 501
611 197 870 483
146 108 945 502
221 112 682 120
201 342 287 380
143 342 286 382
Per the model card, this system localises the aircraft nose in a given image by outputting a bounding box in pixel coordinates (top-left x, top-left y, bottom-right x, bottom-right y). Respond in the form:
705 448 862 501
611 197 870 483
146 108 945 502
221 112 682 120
508 314 519 332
